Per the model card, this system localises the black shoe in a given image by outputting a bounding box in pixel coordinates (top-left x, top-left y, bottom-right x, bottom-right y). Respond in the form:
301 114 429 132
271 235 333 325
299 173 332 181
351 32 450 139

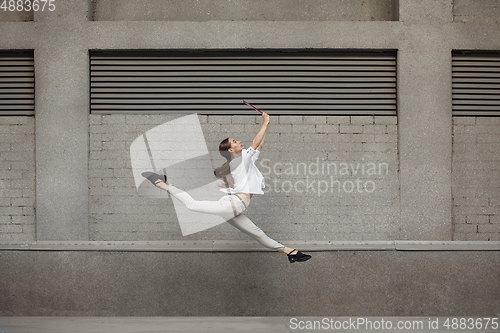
287 249 312 263
141 171 166 186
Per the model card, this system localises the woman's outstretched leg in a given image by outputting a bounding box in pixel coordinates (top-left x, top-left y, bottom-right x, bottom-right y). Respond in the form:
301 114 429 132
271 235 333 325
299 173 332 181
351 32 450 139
143 172 241 217
166 185 237 216
227 215 312 262
227 214 285 251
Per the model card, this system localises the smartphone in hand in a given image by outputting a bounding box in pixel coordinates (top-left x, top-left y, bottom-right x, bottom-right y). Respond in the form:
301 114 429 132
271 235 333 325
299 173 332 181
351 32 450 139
242 100 263 114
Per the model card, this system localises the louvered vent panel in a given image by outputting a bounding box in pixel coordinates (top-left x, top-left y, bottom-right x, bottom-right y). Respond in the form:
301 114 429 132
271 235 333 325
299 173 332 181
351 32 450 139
90 50 397 115
0 51 34 116
453 51 500 116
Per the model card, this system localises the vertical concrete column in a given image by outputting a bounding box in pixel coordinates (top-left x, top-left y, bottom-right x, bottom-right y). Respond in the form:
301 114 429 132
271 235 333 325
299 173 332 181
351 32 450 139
34 0 90 240
397 0 453 240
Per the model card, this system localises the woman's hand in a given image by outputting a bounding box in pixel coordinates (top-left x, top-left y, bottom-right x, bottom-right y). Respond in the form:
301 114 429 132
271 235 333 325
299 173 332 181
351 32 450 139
262 111 270 124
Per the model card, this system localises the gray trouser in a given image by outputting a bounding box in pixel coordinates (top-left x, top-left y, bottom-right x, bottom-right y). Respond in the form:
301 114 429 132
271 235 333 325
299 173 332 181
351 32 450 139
167 185 285 251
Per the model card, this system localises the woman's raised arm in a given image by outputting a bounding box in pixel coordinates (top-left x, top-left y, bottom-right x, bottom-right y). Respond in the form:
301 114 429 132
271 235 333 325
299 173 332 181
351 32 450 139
251 112 270 151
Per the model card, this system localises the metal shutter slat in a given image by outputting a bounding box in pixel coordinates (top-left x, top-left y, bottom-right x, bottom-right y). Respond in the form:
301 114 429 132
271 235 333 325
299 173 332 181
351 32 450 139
452 83 500 89
453 111 500 116
453 89 500 95
453 105 500 111
90 82 396 88
91 55 396 61
453 68 500 74
453 94 500 100
0 78 35 83
92 104 396 110
0 51 34 116
91 77 396 83
453 78 500 83
0 67 35 72
0 83 34 88
91 87 395 94
0 62 34 67
0 89 34 94
453 55 500 61
92 93 396 99
91 60 396 66
89 110 397 116
91 65 395 72
0 100 34 104
0 57 34 61
0 110 36 115
453 73 500 78
91 71 396 77
0 72 34 77
453 100 500 105
0 94 34 99
92 99 395 105
452 61 500 67
0 105 34 109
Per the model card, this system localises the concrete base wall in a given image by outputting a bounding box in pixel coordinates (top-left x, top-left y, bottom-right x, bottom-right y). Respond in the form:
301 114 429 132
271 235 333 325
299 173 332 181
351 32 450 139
0 250 498 316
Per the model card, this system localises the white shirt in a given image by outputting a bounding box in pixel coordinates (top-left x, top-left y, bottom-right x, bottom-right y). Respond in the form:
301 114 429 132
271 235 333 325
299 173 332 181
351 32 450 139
219 147 265 195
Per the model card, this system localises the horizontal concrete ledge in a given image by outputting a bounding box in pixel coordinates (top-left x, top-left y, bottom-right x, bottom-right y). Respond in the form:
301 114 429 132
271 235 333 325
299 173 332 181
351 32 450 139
1 317 500 333
0 240 498 251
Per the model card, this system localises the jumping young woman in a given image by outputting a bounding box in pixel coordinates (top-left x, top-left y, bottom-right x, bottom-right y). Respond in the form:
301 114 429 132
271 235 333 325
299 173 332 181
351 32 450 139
144 111 311 263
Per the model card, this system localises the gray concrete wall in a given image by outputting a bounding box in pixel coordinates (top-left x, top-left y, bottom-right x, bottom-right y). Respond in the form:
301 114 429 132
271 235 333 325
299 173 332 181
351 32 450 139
89 115 399 241
454 0 500 24
91 0 397 22
0 250 498 316
0 7 33 22
0 118 35 242
1 0 500 316
452 117 500 241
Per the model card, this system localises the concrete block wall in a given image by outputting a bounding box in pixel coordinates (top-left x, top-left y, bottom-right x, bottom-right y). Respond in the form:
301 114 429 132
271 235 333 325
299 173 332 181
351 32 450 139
452 117 500 241
0 117 35 241
89 114 179 241
89 114 399 241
